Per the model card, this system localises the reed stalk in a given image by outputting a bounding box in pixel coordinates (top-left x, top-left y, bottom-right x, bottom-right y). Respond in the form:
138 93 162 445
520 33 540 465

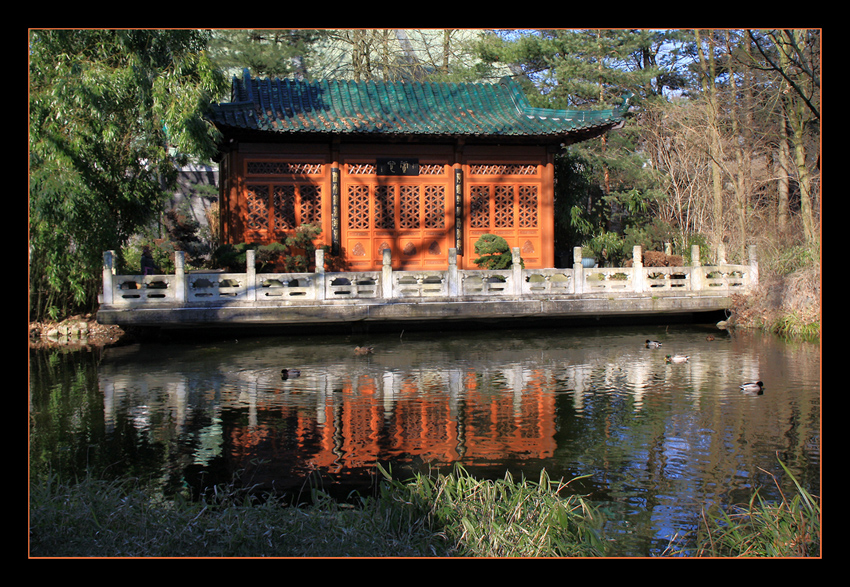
693 461 820 557
364 464 607 557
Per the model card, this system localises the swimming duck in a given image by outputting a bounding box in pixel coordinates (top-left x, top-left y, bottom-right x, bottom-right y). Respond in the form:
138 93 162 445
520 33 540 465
281 368 301 379
354 346 374 355
739 381 764 395
665 354 689 363
705 335 715 341
645 340 662 348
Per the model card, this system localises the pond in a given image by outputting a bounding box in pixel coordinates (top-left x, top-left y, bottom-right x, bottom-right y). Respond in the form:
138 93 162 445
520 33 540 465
29 322 820 557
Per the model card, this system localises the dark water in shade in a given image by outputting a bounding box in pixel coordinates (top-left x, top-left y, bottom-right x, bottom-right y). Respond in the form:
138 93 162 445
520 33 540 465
29 323 820 556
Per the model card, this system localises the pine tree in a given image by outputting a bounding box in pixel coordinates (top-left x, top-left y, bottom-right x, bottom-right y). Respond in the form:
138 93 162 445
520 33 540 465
475 29 675 254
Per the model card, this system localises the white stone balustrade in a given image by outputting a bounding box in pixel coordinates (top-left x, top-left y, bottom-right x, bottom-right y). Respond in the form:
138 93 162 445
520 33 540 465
100 244 758 309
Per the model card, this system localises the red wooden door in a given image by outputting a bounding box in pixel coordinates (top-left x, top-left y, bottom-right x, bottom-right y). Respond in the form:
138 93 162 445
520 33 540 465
341 161 452 270
463 161 545 269
234 156 330 247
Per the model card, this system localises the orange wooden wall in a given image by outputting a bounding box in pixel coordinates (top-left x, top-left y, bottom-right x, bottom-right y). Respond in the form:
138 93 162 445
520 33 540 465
220 143 555 270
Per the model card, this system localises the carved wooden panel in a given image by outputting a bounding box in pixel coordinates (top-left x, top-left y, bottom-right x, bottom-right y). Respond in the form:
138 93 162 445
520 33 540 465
469 163 537 176
375 186 395 229
347 185 370 230
464 160 544 268
245 183 323 236
494 185 513 228
300 184 322 225
273 185 297 230
399 185 420 229
518 185 538 228
470 185 490 228
342 175 450 270
246 185 269 230
247 161 323 175
424 185 445 229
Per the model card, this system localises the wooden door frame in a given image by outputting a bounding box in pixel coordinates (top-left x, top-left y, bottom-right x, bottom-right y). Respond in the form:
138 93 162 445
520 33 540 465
222 144 333 248
339 144 455 270
460 146 554 269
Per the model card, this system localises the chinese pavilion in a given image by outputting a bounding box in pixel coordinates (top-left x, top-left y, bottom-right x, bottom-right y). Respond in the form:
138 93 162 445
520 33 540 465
208 69 629 270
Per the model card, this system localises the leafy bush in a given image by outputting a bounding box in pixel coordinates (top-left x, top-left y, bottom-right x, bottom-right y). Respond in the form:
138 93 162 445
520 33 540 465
622 218 675 254
120 238 175 275
769 243 820 276
118 206 214 274
473 234 517 269
212 223 329 273
584 231 625 266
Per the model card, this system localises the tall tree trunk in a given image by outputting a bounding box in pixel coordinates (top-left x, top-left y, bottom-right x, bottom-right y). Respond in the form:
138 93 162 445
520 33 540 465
777 114 792 235
727 31 753 261
695 30 724 258
442 30 451 73
778 30 818 246
786 97 817 245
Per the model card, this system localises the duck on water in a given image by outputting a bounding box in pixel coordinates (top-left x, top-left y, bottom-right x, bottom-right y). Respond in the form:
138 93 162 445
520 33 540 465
740 381 765 395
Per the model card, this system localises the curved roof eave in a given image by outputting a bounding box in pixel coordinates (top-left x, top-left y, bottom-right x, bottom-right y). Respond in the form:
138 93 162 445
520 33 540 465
208 70 630 143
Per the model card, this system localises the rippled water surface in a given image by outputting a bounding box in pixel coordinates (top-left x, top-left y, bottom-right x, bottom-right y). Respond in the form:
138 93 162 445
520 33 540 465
30 323 820 556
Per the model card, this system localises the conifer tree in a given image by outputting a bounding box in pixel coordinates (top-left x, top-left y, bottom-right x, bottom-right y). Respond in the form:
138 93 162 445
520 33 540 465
475 29 677 255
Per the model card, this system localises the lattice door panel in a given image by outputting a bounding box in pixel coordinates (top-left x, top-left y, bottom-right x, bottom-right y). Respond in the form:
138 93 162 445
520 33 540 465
245 185 270 231
465 182 542 268
273 185 297 230
342 179 451 270
243 182 323 240
345 184 374 269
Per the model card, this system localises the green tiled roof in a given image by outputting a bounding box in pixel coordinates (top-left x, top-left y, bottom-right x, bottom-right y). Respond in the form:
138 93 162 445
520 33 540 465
209 69 630 142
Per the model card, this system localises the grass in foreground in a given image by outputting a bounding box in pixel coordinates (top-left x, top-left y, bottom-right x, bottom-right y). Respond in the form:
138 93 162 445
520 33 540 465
366 464 606 557
29 465 604 558
693 461 821 557
30 461 819 558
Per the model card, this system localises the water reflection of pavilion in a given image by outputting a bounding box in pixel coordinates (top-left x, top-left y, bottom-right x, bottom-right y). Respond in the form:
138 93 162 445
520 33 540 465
215 365 560 476
97 336 763 489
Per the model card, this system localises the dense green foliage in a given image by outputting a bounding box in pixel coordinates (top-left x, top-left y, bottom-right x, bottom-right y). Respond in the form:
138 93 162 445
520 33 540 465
208 30 330 78
211 224 328 273
472 234 514 269
478 30 672 255
29 30 227 320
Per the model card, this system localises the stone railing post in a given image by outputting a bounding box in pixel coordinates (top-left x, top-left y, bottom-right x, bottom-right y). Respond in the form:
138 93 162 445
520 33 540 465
717 243 727 266
690 245 703 291
632 245 644 293
511 247 522 295
174 251 186 302
748 244 759 290
315 248 325 301
448 248 459 297
102 250 115 304
573 246 584 294
245 249 256 301
382 248 393 298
